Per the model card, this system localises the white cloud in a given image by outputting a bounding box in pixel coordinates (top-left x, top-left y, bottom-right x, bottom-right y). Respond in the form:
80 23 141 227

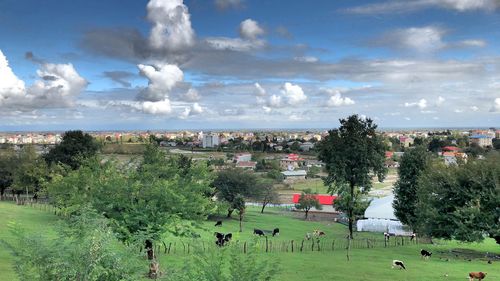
191 102 203 114
268 94 282 107
326 93 355 107
345 0 499 14
459 39 487 47
137 63 183 101
0 50 26 102
183 88 201 102
405 99 427 109
141 99 172 115
239 19 264 40
470 105 479 111
0 49 87 109
390 26 446 53
254 82 266 96
490 98 500 112
436 96 445 106
147 0 195 51
262 106 271 113
206 18 265 52
294 56 319 63
454 108 464 113
281 82 307 105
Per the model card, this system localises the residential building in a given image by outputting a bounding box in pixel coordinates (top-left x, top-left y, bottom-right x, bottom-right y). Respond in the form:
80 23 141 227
234 153 252 163
236 161 257 170
202 133 220 148
281 170 307 182
469 135 492 147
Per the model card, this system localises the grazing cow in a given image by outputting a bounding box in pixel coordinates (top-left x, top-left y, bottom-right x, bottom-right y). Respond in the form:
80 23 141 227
392 260 406 270
384 232 390 241
215 239 225 247
272 228 280 237
313 230 325 237
468 272 487 281
420 249 432 259
224 233 232 242
410 233 416 241
305 233 312 240
253 229 265 236
214 221 222 227
149 260 160 279
215 232 224 240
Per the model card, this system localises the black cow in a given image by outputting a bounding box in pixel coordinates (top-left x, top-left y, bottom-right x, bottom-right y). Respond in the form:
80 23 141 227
392 260 406 270
214 221 222 227
224 233 232 242
253 229 265 236
215 232 224 240
420 249 432 259
272 228 280 237
215 239 225 247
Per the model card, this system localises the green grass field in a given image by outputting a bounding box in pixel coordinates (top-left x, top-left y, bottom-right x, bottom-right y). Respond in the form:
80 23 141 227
0 202 498 281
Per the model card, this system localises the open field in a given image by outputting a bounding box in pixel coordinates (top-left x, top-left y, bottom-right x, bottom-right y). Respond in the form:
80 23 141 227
1 202 498 281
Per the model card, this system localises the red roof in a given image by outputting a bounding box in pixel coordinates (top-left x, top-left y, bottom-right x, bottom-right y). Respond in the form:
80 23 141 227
442 146 459 152
385 151 394 159
292 194 337 205
236 161 256 168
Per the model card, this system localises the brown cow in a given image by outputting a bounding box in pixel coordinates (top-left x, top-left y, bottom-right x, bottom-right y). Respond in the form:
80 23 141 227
469 272 487 281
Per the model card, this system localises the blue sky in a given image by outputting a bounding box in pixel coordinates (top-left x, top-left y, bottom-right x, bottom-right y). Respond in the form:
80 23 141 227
0 0 499 131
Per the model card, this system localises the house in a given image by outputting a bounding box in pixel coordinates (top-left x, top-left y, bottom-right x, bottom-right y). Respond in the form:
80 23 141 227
234 153 252 163
236 161 257 170
469 135 492 147
385 151 394 159
399 136 414 148
442 146 459 152
299 142 315 151
292 193 338 213
281 170 307 181
280 153 302 170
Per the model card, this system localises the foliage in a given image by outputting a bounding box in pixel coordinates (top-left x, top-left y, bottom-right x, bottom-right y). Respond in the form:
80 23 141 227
212 168 259 218
168 241 280 281
464 143 486 158
265 169 284 183
0 147 16 198
5 208 145 281
416 152 500 244
12 145 48 197
333 187 370 220
306 166 321 178
44 130 100 169
318 115 387 238
48 144 216 244
393 145 430 231
295 188 322 219
256 178 280 213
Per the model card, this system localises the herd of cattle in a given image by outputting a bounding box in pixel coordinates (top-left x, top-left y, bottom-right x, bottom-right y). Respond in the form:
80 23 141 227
213 220 490 280
392 250 488 280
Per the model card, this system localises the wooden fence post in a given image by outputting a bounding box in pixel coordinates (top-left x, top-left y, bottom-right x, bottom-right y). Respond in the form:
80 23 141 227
244 241 247 254
291 240 294 253
300 240 304 252
331 240 335 251
265 236 268 253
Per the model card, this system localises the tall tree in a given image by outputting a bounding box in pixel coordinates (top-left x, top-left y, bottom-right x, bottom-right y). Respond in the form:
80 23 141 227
416 153 500 244
318 115 387 239
295 189 322 219
393 145 430 231
0 147 16 200
234 195 246 232
212 168 258 218
256 178 279 213
12 145 48 202
44 130 100 169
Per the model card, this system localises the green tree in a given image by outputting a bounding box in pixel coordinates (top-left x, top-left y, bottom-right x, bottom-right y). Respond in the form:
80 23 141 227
416 153 500 244
256 178 279 213
307 166 321 178
393 145 430 231
12 145 48 202
295 188 322 219
318 115 387 238
234 195 246 232
0 147 16 200
212 168 258 218
44 130 100 169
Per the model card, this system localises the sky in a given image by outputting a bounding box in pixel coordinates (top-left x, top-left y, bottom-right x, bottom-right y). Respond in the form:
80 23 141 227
0 0 499 131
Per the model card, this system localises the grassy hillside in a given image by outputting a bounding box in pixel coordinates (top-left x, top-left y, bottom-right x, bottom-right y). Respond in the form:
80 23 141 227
0 202 498 281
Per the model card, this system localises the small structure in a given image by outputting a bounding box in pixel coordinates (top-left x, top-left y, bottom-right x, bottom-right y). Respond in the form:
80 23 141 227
299 142 315 151
469 135 492 147
280 153 302 170
234 153 252 163
236 161 257 170
281 170 307 181
356 195 412 235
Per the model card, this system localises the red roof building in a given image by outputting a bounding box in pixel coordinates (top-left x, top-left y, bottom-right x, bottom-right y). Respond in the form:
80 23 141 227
385 151 394 159
292 194 337 205
442 146 459 152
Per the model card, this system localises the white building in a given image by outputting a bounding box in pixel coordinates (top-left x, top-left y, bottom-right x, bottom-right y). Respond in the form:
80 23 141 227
356 195 413 235
234 153 252 163
202 133 220 148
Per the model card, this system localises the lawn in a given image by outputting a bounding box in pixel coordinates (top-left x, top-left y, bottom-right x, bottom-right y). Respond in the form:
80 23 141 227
0 202 59 281
1 202 498 281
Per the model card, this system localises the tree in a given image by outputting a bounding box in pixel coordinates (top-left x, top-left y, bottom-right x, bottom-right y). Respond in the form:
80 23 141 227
44 130 100 169
12 145 48 202
0 147 16 200
393 145 430 231
256 179 279 213
212 169 258 218
416 152 500 244
307 166 321 178
318 115 387 239
295 189 322 219
234 195 246 232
